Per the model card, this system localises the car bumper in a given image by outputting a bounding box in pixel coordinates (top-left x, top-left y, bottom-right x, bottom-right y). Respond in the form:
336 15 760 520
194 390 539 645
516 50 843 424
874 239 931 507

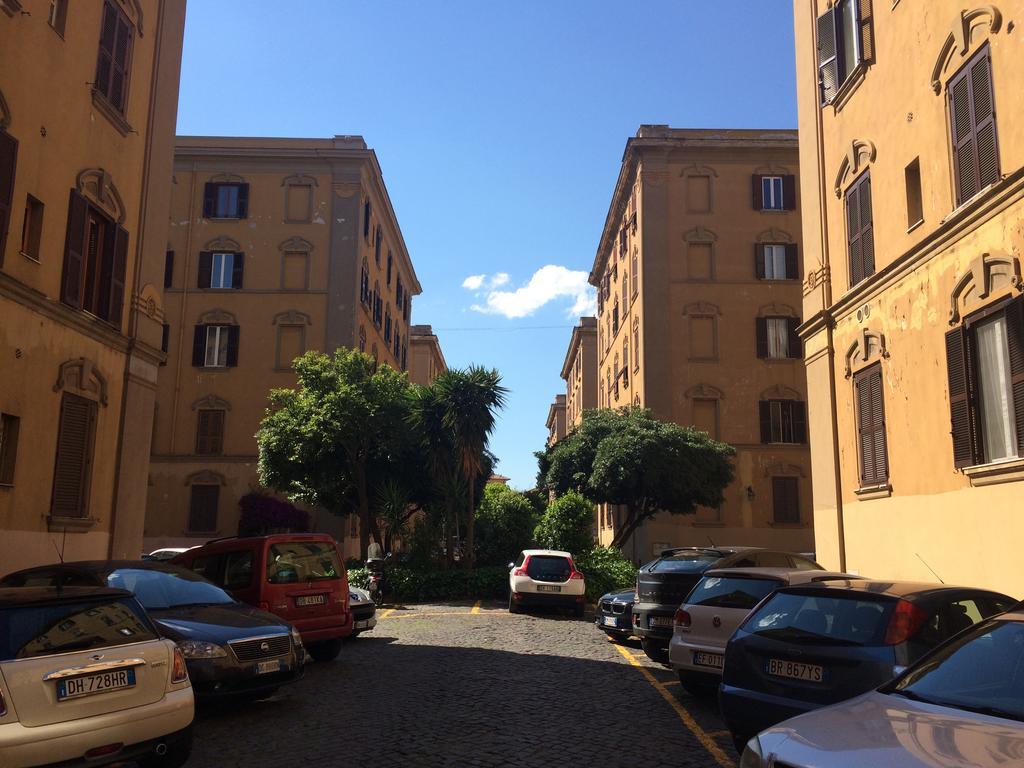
718 683 817 743
595 612 632 633
668 637 725 675
0 688 193 768
632 604 675 642
295 612 354 643
511 591 585 609
187 653 303 699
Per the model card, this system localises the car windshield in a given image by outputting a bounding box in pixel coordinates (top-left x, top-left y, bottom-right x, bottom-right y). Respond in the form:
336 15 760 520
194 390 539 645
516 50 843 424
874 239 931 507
687 576 783 610
889 620 1024 722
744 591 894 645
526 555 572 582
0 597 157 661
267 542 342 584
649 553 721 573
106 567 234 609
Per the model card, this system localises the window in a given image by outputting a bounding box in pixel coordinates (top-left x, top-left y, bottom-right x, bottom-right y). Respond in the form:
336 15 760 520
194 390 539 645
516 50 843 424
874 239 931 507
18 195 43 260
686 174 711 213
198 251 241 289
394 329 401 360
374 226 382 265
817 0 871 106
160 323 169 355
202 183 249 219
223 551 253 590
0 412 19 485
854 364 888 486
285 184 312 223
360 260 371 307
192 324 239 368
60 191 128 328
363 199 371 240
905 158 923 229
686 242 713 280
757 317 801 359
772 477 800 524
48 0 68 36
94 1 133 114
358 325 366 352
846 171 874 286
949 46 1000 206
756 244 797 280
631 251 638 297
281 252 309 291
759 400 807 444
753 174 796 212
633 318 640 371
387 252 393 285
164 250 174 288
195 409 225 455
612 302 619 335
0 128 16 264
692 398 718 439
188 485 219 533
51 393 98 518
384 308 392 343
689 316 717 360
397 277 404 306
763 176 783 210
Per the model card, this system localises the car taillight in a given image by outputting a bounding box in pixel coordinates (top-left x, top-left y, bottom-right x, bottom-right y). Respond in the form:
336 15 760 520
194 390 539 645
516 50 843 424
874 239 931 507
512 568 528 576
885 600 928 645
171 647 189 683
569 570 584 580
674 608 691 627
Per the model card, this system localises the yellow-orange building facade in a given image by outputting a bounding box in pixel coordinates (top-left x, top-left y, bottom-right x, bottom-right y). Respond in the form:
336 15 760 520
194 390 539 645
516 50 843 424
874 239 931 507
145 136 421 556
0 0 185 572
546 394 567 446
560 316 598 430
408 324 446 386
795 1 1024 593
590 127 814 563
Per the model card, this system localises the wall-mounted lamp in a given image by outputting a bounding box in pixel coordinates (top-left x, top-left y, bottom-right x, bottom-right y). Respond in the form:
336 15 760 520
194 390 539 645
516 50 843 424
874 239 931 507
746 485 755 501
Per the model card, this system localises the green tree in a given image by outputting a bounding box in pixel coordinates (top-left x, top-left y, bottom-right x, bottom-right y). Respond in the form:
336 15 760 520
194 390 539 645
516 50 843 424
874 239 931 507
475 484 538 566
538 407 735 548
533 490 594 556
256 348 413 560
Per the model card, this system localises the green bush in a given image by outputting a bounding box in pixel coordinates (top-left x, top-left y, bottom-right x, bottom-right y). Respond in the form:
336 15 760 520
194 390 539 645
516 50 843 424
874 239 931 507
345 565 508 602
534 490 594 556
576 546 638 601
347 566 370 590
475 484 538 567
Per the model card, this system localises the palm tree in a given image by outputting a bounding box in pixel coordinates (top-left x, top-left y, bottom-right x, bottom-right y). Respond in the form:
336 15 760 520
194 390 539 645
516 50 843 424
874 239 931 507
410 384 461 568
432 367 507 570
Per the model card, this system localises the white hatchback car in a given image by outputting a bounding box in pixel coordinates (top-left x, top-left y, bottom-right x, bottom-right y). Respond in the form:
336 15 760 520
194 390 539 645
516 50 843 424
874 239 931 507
669 567 849 695
508 549 586 616
0 586 194 768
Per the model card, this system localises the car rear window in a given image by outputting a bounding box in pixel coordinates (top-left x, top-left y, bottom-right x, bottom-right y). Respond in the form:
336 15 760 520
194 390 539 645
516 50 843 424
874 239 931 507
267 542 342 584
649 553 721 573
0 597 158 661
687 576 783 610
745 592 895 645
106 568 235 609
526 556 572 582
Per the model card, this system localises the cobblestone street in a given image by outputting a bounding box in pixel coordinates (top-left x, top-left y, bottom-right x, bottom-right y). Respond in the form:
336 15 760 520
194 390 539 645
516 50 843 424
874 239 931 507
185 603 738 768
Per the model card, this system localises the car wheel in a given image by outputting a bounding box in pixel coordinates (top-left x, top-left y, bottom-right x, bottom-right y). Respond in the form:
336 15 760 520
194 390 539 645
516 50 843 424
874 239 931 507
508 593 520 613
677 670 716 697
573 602 585 618
641 638 669 663
308 638 343 662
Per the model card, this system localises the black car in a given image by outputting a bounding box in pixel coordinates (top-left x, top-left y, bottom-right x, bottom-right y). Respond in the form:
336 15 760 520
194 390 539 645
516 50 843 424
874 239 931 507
595 588 636 640
1 561 306 700
719 578 1016 752
633 547 821 661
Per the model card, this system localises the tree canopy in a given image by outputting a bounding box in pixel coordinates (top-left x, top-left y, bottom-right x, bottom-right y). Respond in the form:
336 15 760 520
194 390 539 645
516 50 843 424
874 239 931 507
474 484 538 567
533 490 594 556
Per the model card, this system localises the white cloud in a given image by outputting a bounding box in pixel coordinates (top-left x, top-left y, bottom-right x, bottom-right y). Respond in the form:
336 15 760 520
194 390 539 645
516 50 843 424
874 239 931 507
464 265 597 319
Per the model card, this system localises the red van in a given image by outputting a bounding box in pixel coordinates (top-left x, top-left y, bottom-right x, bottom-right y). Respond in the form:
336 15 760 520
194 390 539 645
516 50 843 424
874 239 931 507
172 533 352 661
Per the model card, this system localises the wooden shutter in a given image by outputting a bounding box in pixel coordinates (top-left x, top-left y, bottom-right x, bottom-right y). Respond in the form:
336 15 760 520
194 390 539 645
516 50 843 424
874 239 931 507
971 51 999 192
1005 297 1024 456
387 253 393 285
782 175 797 210
106 225 128 328
51 394 96 518
231 252 244 289
859 0 875 63
236 184 249 218
945 325 978 467
755 317 768 358
161 323 170 354
772 477 800 524
192 325 206 367
792 401 808 444
0 414 19 484
858 175 874 277
785 244 798 279
202 183 216 218
754 244 765 279
226 326 240 367
751 175 764 210
759 401 772 443
61 190 89 308
950 47 999 206
788 317 803 358
95 3 116 103
0 129 16 264
108 9 131 111
197 251 212 288
817 7 840 105
196 410 224 455
363 200 371 238
188 485 219 532
855 366 887 484
164 250 174 288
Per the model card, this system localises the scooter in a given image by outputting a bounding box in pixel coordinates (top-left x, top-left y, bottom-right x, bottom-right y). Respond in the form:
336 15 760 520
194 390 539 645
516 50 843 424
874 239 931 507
366 553 391 606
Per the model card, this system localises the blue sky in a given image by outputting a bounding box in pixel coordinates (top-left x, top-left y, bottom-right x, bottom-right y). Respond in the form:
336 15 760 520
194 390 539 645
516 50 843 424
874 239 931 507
176 1 799 489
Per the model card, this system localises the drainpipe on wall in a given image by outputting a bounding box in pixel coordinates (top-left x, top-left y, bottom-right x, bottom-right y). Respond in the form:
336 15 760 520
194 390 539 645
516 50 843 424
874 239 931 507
169 161 199 453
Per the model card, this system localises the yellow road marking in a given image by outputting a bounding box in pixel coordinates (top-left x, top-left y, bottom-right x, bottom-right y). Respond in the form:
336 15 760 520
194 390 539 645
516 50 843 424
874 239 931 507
611 643 735 768
378 608 396 619
471 601 481 614
706 731 730 738
661 679 680 686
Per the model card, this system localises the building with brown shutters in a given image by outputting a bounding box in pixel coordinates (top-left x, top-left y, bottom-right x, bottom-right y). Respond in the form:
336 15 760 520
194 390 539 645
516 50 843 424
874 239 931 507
0 0 186 572
795 2 1024 591
589 126 813 562
560 316 598 430
144 136 421 553
408 324 447 386
546 394 567 446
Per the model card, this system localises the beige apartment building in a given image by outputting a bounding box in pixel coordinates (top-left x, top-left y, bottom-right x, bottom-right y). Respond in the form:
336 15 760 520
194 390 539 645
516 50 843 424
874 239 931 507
546 394 567 446
408 324 446 386
0 0 185 572
795 1 1024 592
145 136 421 554
560 316 598 429
590 126 813 562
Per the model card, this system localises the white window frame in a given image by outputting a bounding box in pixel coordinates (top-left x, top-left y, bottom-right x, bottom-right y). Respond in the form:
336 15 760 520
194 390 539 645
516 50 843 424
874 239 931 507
762 176 785 210
763 244 788 279
766 317 790 359
204 325 230 368
210 252 234 289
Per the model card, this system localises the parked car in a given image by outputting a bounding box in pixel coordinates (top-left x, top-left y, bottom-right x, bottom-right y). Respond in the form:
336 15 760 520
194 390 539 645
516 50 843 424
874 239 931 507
634 547 821 661
171 533 352 661
0 586 194 768
144 548 193 562
348 587 376 637
720 578 1015 752
1 562 306 701
595 588 636 641
668 567 850 695
742 605 1024 767
508 549 586 617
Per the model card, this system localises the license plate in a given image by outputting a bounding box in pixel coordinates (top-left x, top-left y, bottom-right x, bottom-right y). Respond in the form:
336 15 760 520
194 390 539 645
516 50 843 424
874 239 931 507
536 585 561 593
603 616 618 627
256 660 282 675
295 594 326 606
649 616 674 627
355 620 370 629
693 651 724 669
57 669 136 701
766 658 824 682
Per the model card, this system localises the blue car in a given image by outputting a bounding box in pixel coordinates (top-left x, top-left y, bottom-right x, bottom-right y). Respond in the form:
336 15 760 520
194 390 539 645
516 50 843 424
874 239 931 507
595 588 635 640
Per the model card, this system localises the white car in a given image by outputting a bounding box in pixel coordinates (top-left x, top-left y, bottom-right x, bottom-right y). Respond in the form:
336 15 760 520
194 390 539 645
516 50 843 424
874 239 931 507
0 586 194 768
348 587 377 636
669 567 850 695
508 549 586 616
